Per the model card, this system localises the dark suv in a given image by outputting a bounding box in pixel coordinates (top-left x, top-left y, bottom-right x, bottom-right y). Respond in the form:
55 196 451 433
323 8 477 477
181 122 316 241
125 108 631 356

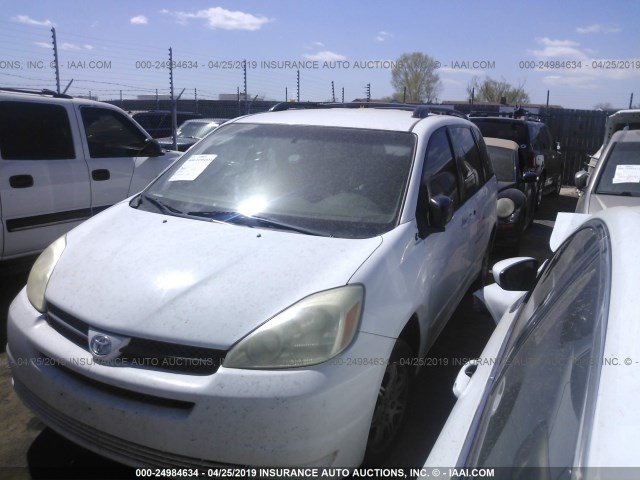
132 110 203 138
470 115 563 207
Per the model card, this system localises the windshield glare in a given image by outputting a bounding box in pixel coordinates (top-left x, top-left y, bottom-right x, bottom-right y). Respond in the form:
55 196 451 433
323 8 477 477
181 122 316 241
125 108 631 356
141 123 416 238
595 141 640 196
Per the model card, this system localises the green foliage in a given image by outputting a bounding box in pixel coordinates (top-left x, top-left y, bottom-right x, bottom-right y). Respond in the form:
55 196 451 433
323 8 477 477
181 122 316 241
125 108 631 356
467 76 530 104
391 52 442 103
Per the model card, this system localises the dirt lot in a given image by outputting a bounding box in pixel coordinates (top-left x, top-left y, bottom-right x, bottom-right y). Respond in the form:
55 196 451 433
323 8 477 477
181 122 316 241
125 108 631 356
0 189 578 479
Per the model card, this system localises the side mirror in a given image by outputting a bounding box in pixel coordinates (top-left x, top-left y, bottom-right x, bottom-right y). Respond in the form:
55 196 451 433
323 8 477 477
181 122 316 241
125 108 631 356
492 257 539 291
556 142 561 152
139 138 163 157
428 194 454 232
520 171 538 184
535 155 544 168
575 170 589 190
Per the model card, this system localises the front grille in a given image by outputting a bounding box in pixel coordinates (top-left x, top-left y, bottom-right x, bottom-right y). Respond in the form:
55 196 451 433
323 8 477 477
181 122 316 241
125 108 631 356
14 378 233 470
46 303 226 375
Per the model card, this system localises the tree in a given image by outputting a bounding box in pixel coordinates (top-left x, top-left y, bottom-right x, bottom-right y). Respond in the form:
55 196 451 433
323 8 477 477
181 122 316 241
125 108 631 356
467 76 530 104
391 52 442 103
593 102 614 110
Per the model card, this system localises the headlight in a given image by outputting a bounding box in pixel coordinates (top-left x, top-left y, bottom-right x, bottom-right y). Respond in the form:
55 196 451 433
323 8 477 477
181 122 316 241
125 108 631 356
224 285 364 369
26 235 66 312
497 198 516 218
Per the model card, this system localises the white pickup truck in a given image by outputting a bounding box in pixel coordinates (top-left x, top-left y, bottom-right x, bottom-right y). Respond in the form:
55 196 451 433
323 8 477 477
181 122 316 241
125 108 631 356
0 89 182 261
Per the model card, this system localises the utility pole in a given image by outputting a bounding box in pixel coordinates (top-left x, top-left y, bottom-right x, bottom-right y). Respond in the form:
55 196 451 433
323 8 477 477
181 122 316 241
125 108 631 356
285 87 288 102
169 47 177 150
243 60 248 114
195 88 198 113
297 70 300 102
331 81 335 102
342 87 344 103
366 83 371 102
51 27 60 94
630 93 634 109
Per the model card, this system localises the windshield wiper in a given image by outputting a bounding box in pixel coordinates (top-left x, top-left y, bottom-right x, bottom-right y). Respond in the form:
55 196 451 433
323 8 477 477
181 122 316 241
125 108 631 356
137 194 184 215
595 190 639 197
186 211 330 236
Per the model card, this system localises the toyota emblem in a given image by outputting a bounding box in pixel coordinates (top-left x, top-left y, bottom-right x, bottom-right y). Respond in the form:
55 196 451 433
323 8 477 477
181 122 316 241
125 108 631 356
90 334 112 357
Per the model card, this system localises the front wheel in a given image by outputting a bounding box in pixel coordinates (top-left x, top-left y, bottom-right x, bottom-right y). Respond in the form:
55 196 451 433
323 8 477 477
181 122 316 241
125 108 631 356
364 339 414 465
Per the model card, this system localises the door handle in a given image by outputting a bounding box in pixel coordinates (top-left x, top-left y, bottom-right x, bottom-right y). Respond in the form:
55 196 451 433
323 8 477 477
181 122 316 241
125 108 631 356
92 169 111 181
9 175 34 188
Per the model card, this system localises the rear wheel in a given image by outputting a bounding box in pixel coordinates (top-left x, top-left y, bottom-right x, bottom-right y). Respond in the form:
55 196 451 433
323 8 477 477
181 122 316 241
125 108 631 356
364 339 413 465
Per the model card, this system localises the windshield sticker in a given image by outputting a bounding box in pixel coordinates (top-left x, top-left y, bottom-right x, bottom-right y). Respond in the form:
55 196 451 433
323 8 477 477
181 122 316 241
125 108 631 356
612 164 640 184
168 154 217 182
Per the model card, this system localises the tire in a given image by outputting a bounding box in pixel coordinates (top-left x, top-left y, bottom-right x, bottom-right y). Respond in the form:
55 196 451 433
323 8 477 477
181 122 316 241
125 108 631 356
364 339 414 465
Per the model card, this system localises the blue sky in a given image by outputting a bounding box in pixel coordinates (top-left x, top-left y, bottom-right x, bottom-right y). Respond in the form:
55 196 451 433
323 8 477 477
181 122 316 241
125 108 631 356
1 0 639 109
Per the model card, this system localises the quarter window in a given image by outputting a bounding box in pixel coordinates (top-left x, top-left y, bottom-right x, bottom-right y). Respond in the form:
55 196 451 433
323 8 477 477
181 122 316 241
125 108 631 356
0 101 75 160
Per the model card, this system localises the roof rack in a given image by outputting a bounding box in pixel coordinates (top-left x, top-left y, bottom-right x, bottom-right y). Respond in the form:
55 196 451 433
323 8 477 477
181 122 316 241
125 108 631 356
269 101 468 119
0 87 73 99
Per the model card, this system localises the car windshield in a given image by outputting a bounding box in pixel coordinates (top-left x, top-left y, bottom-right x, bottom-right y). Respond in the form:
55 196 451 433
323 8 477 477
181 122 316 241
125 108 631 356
177 121 218 139
486 145 516 182
472 120 528 147
137 123 416 239
595 141 640 196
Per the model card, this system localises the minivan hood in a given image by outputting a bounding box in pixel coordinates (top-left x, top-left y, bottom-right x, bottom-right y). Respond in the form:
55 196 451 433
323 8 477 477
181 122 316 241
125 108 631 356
46 203 382 349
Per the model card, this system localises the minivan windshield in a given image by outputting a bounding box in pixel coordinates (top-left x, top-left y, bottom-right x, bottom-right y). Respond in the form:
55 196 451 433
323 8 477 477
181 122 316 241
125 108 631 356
137 123 416 239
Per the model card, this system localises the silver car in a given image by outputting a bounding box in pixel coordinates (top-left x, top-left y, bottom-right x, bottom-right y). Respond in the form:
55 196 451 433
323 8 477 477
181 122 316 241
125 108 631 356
575 128 640 213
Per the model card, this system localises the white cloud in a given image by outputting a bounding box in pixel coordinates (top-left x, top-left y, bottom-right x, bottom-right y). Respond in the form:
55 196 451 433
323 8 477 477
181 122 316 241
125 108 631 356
530 37 588 60
163 7 270 30
12 15 56 27
438 66 486 76
543 75 598 89
34 41 51 49
376 31 392 42
576 24 621 34
303 51 347 61
84 44 94 50
130 15 148 25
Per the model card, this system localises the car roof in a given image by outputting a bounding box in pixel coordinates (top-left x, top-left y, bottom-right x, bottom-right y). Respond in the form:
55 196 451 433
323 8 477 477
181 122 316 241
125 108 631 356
483 137 520 150
230 107 470 132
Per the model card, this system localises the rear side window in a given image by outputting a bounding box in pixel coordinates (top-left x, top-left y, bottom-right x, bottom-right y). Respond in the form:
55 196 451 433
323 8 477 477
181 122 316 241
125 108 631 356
0 101 75 160
81 107 147 158
449 126 485 200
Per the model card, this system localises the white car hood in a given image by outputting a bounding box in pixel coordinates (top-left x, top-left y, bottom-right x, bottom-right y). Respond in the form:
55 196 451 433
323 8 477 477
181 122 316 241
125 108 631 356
46 203 382 349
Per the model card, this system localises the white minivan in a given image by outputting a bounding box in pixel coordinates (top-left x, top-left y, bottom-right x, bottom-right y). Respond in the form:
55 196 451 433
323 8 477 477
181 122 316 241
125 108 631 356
8 103 497 468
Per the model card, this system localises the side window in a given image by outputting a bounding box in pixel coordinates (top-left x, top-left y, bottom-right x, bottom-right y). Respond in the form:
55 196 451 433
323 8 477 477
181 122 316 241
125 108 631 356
422 127 460 209
471 128 495 181
449 126 485 201
0 101 75 160
81 107 147 158
467 224 609 470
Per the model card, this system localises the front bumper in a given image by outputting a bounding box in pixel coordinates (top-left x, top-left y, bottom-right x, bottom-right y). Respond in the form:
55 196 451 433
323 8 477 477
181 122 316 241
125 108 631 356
7 288 394 468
